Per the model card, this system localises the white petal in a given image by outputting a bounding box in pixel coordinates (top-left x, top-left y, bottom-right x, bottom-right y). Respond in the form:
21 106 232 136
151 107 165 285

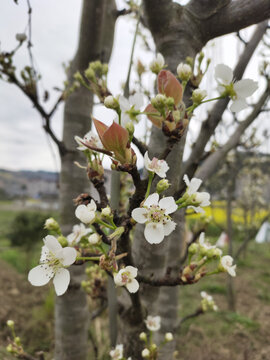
75 205 95 224
62 247 77 266
88 200 97 212
40 246 49 262
159 196 177 214
214 64 233 84
125 266 138 278
114 272 123 287
199 232 205 246
126 279 139 293
144 151 151 170
188 205 205 213
188 178 202 194
183 174 190 187
53 268 70 296
157 53 165 67
43 235 62 254
228 265 236 277
196 192 211 206
230 99 247 113
163 220 176 236
131 208 148 223
234 79 258 98
144 222 164 244
119 95 129 111
28 265 53 286
129 93 144 109
144 193 159 208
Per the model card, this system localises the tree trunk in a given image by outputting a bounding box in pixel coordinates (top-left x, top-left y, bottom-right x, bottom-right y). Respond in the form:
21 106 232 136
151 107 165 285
55 1 116 359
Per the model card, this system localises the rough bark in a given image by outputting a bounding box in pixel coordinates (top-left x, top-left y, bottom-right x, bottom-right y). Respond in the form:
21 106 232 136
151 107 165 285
55 1 116 359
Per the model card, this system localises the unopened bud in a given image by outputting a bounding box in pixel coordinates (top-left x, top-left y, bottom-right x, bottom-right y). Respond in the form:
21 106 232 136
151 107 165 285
7 320 14 328
84 67 95 81
102 64 109 75
6 344 14 353
57 235 68 247
177 63 192 82
101 206 112 217
73 71 84 83
156 179 170 194
139 332 147 341
104 95 119 110
16 33 27 42
44 217 61 233
165 332 173 342
88 233 101 245
192 89 207 104
149 53 165 74
142 348 150 358
125 121 135 137
188 243 199 255
14 337 21 346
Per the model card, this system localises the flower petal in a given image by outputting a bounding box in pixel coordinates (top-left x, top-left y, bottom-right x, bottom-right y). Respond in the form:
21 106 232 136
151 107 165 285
159 196 177 214
144 222 164 244
43 235 62 254
131 208 148 223
62 247 77 266
230 99 247 113
214 64 233 84
28 265 53 286
53 268 70 296
125 266 138 278
188 178 202 194
129 93 144 109
163 220 176 236
144 193 159 208
126 279 139 293
144 151 151 170
234 79 258 98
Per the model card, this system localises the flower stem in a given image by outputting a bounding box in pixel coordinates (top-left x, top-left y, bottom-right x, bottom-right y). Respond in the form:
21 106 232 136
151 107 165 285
145 172 154 198
76 256 101 262
96 218 115 230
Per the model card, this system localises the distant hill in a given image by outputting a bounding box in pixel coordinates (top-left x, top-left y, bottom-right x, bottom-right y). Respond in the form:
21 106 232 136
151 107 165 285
0 169 59 199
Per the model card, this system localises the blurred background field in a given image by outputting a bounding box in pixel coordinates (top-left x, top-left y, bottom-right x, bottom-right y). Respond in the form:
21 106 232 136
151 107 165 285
0 197 269 360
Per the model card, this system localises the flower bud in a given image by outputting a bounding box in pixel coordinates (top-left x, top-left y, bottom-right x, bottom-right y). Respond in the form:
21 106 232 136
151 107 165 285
165 332 174 342
177 63 192 82
192 89 207 104
142 348 150 358
166 96 175 108
101 206 112 217
14 337 21 346
108 226 125 241
6 344 14 353
73 71 84 83
139 332 147 341
57 235 68 247
7 320 14 328
149 53 165 74
84 67 95 81
44 217 61 233
188 243 199 255
16 33 27 42
104 95 119 110
125 121 135 137
156 179 170 194
150 343 157 351
102 63 109 75
88 233 101 245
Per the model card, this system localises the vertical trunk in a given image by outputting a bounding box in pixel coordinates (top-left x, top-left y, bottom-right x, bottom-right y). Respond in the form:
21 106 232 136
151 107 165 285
55 1 116 359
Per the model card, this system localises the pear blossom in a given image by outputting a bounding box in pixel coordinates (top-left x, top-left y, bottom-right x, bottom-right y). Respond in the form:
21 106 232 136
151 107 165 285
131 193 177 244
75 200 97 224
144 151 169 178
165 332 174 342
28 235 77 296
200 291 218 312
149 53 165 74
145 315 161 331
214 64 258 113
198 232 215 250
177 62 192 81
74 131 102 151
118 93 144 125
200 291 213 302
220 255 236 277
110 344 123 360
67 223 91 245
88 233 101 245
142 349 150 358
114 266 139 293
183 174 210 213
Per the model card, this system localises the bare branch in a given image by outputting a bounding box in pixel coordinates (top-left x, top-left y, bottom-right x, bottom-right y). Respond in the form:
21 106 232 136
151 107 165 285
132 136 148 155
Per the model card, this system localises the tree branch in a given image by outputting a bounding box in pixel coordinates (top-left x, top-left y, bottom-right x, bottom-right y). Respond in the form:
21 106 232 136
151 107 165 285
202 1 270 41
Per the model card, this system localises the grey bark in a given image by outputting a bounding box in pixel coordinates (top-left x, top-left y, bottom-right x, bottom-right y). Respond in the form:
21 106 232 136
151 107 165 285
55 1 116 359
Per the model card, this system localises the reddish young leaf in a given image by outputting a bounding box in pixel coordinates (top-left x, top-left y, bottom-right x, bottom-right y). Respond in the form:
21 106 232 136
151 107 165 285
157 70 183 105
144 104 163 128
93 118 109 141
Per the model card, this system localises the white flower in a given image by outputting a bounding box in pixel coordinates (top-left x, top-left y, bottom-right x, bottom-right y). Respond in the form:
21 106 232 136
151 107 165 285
88 233 101 245
114 266 139 293
214 64 258 113
200 291 213 302
75 200 97 224
110 344 123 360
131 193 177 244
67 223 91 245
220 255 236 277
149 53 165 74
142 349 150 358
192 89 207 104
198 232 215 250
183 174 210 213
119 93 144 126
74 131 102 151
145 315 161 332
28 235 77 296
144 151 169 178
177 63 192 81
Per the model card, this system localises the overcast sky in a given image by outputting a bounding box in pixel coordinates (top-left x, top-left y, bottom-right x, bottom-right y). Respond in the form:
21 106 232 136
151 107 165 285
0 0 268 172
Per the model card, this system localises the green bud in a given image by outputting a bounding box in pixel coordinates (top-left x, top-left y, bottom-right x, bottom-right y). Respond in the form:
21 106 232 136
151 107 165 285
165 332 173 342
188 243 199 255
102 64 109 75
73 71 83 83
57 235 68 248
198 51 204 65
139 332 147 341
186 56 194 68
156 179 170 194
84 67 95 81
44 217 61 233
166 96 175 108
14 337 21 346
104 95 119 110
7 320 14 328
125 121 135 137
192 89 207 105
150 343 157 351
6 344 14 353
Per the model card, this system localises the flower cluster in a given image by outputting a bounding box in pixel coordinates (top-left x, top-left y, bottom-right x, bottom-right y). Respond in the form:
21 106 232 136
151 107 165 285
200 291 218 312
